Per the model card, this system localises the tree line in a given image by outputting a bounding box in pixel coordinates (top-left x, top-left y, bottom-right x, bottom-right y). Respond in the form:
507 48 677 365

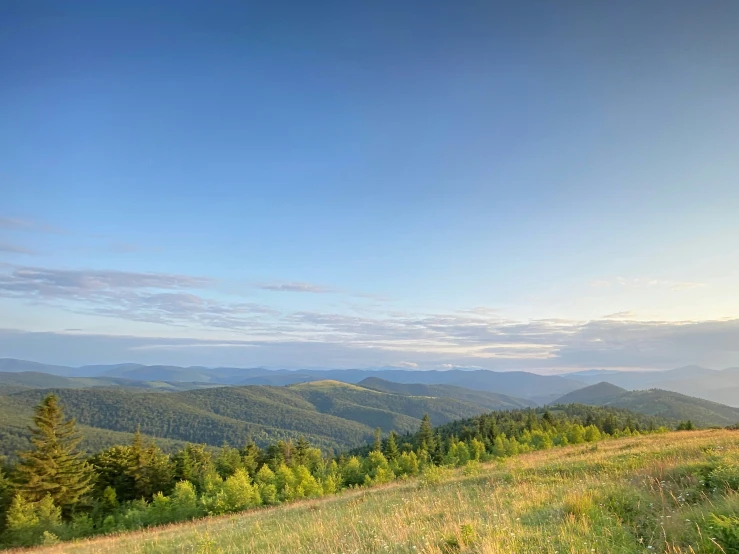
0 394 686 548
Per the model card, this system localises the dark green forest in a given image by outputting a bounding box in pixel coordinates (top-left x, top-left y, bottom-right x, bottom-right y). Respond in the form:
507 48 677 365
0 380 539 456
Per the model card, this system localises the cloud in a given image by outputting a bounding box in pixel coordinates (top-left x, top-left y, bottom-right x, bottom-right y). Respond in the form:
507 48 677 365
395 361 418 368
0 265 212 296
256 281 338 293
0 217 62 233
602 310 637 319
592 277 706 292
0 242 37 255
2 316 739 370
0 265 275 330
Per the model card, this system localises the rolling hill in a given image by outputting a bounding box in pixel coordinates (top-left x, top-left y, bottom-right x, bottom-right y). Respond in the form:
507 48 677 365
566 366 739 407
0 378 528 456
554 381 627 404
553 382 739 427
357 377 535 409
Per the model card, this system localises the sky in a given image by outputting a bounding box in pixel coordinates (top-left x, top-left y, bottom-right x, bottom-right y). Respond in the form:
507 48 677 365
1 1 738 371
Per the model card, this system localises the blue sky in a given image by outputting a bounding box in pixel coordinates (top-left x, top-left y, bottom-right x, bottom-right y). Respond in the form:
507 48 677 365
2 1 738 371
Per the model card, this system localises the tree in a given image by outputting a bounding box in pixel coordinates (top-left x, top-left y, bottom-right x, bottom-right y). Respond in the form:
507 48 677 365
15 394 94 515
384 431 399 462
417 414 434 451
372 428 382 452
128 429 173 499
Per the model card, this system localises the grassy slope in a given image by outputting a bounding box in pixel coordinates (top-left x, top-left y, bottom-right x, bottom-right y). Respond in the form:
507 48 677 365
23 430 739 554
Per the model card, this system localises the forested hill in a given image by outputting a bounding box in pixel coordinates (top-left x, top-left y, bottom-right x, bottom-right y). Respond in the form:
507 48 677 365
553 384 739 427
357 377 536 409
0 380 530 456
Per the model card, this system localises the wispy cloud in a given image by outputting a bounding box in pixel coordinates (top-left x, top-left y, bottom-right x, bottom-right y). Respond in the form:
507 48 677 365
591 277 706 292
256 281 338 293
0 217 63 234
0 242 37 255
2 316 739 370
602 310 637 319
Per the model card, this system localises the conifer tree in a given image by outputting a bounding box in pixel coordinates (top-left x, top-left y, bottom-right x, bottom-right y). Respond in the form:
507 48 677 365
372 427 382 452
417 413 434 450
16 394 94 515
129 429 174 499
384 431 399 461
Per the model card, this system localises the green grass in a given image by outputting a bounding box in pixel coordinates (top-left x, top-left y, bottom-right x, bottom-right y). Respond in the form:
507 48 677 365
20 429 739 553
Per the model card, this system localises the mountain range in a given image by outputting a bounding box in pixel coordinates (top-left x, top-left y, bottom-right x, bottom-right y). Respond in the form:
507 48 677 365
554 382 739 427
2 358 738 406
0 378 533 457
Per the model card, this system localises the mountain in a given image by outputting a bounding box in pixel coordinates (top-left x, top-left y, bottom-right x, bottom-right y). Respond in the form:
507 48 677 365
0 358 82 377
0 371 221 392
0 378 525 455
553 384 739 427
357 377 535 409
565 366 739 406
554 382 628 404
0 359 585 401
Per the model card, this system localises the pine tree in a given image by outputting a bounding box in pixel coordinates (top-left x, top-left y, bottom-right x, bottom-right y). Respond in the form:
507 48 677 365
384 431 399 461
372 427 382 452
129 429 174 498
16 394 94 515
417 414 434 451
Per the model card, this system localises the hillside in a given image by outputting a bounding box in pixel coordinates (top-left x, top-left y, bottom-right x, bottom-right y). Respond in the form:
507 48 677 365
20 430 739 554
0 379 509 456
554 381 628 404
358 377 536 409
554 385 739 427
566 366 739 406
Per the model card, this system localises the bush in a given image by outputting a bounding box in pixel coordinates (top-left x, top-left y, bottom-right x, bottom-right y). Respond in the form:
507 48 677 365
708 464 739 492
710 514 739 554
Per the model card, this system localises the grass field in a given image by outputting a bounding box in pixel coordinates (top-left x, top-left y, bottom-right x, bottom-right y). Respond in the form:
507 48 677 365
19 430 739 554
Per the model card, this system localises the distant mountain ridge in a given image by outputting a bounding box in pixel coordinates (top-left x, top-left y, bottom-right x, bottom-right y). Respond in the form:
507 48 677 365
0 358 583 401
2 358 738 406
553 382 739 427
563 365 739 407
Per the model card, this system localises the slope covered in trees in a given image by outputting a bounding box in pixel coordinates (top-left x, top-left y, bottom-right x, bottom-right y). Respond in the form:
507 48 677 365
357 377 535 409
553 385 739 427
0 380 526 456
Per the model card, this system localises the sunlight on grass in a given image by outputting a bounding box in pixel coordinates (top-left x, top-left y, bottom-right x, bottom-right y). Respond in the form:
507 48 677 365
20 430 739 554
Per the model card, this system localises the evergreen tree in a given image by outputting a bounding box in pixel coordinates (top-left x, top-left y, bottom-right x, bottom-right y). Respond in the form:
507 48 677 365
293 437 312 467
384 431 399 461
129 429 173 499
215 444 243 479
372 428 382 452
417 414 434 451
15 394 94 515
240 442 263 477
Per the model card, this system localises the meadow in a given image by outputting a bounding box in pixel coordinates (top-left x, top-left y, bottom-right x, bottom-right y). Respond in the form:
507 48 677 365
19 429 739 554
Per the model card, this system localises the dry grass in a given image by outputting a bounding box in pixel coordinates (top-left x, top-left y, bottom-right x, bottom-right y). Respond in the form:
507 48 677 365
19 430 739 554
